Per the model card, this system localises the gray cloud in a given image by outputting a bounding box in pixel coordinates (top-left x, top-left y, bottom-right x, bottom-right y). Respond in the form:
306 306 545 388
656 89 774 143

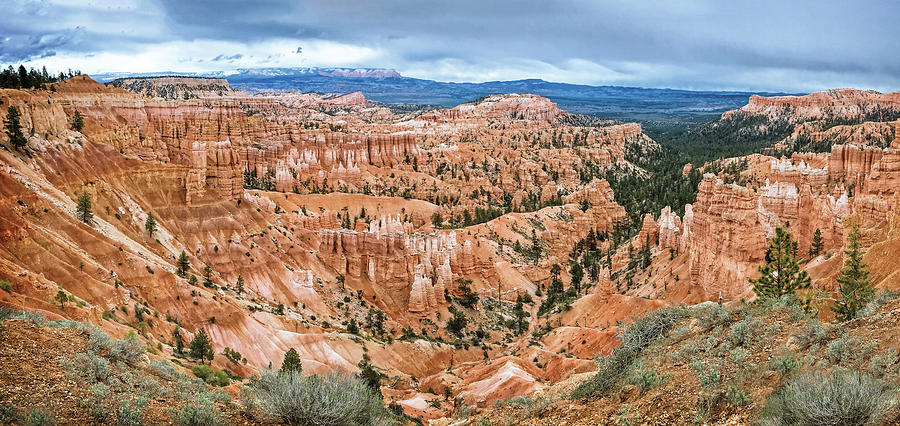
3 0 899 92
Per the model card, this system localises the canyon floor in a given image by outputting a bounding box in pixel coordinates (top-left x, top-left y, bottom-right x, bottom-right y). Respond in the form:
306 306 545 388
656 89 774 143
1 77 899 424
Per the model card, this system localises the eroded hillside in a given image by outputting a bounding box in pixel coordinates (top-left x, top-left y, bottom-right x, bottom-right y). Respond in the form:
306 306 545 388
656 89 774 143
2 77 900 424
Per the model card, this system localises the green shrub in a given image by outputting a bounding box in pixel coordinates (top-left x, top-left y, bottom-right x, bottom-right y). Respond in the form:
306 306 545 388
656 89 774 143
75 352 109 383
0 402 20 424
858 290 900 318
24 408 54 426
730 347 750 364
871 348 899 377
628 368 662 393
82 383 111 422
149 359 178 378
45 320 82 329
825 334 874 365
241 370 393 425
87 327 112 352
771 354 799 375
760 370 894 426
116 397 147 426
695 304 730 331
170 401 221 426
0 280 12 293
12 310 45 326
728 316 755 346
109 337 144 365
792 321 827 349
727 386 751 406
191 365 230 387
571 307 683 398
699 365 721 388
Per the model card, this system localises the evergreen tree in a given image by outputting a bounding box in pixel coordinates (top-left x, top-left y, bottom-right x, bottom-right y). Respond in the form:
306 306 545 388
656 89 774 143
280 348 303 374
203 265 213 287
189 328 214 364
357 354 382 398
17 66 28 89
347 318 359 334
71 109 84 131
809 228 824 257
55 290 68 309
76 190 93 224
4 106 27 151
570 261 584 294
513 294 529 334
144 213 157 237
832 227 874 321
235 275 244 295
750 227 811 299
173 327 184 354
176 251 190 277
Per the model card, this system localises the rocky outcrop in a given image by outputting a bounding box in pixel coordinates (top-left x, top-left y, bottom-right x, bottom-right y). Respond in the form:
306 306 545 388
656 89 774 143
107 76 239 99
684 175 766 300
186 141 243 204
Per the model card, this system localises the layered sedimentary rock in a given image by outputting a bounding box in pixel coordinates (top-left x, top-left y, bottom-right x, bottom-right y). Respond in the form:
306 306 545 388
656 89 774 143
108 76 239 99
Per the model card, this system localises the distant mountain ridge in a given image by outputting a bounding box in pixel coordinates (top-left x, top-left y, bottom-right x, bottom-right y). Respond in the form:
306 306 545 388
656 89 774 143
92 67 800 122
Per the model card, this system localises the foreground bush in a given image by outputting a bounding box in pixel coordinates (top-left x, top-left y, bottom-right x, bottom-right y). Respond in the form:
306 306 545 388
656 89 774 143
760 369 894 426
242 370 393 425
571 307 684 398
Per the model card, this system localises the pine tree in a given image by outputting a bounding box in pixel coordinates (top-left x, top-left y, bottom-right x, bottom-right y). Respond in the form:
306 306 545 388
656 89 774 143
176 251 190 277
281 348 303 374
203 265 213 287
832 227 874 321
750 227 811 299
570 261 584 294
357 354 382 398
173 327 184 354
4 106 27 151
144 213 157 237
236 275 244 295
55 290 68 309
76 190 93 224
809 228 824 257
189 329 214 364
71 109 84 131
513 294 529 334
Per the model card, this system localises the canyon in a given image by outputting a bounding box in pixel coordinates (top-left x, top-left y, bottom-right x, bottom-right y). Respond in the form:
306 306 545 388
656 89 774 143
2 77 900 423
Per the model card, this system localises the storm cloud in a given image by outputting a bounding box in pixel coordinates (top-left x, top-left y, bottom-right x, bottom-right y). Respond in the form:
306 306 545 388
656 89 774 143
3 0 899 92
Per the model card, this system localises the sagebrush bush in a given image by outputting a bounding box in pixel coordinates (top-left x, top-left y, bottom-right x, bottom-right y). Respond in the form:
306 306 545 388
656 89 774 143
242 370 393 425
871 348 899 377
699 365 721 388
792 320 827 349
727 386 751 406
109 337 144 365
729 316 755 347
695 304 731 331
858 290 900 318
116 397 146 426
0 402 19 424
24 408 54 426
12 310 46 326
74 352 109 383
760 370 894 426
170 401 221 426
629 368 662 393
771 354 799 375
87 327 112 352
571 307 684 398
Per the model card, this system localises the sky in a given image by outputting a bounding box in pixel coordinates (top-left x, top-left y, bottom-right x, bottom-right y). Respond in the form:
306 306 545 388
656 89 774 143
2 0 899 92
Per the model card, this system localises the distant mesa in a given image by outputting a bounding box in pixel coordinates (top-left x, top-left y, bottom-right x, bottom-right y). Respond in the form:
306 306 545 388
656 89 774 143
107 76 239 99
